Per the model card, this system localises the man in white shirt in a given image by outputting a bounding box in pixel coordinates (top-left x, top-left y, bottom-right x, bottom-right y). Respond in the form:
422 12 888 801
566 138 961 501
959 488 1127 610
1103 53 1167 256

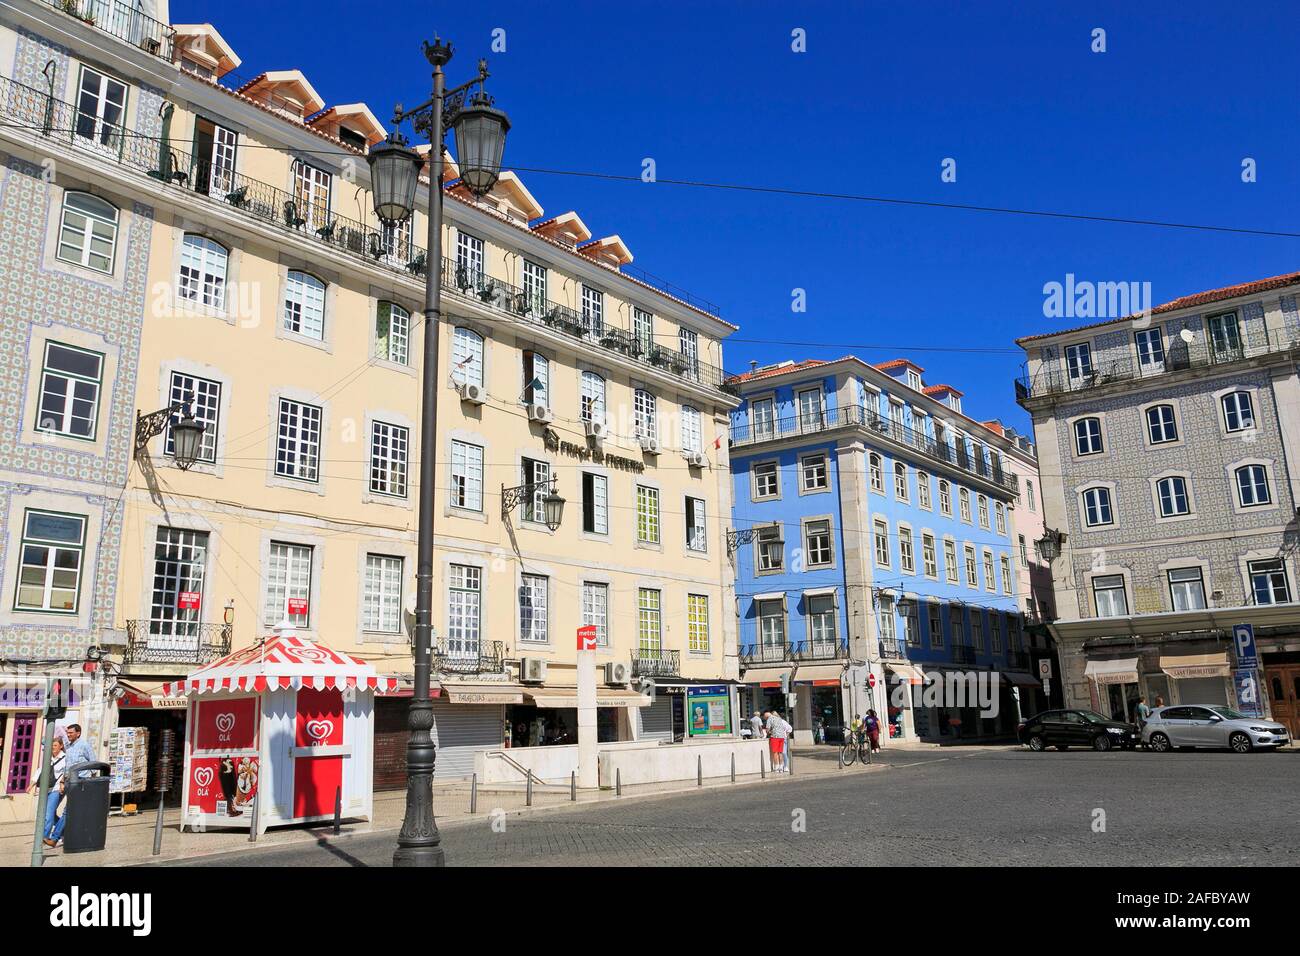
765 710 789 772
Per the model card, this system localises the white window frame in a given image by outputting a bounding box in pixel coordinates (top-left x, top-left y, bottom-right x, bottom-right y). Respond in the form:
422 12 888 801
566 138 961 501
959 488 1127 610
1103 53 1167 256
283 270 326 341
582 581 609 647
376 301 409 365
451 327 484 389
275 398 322 482
37 341 103 441
369 420 409 498
363 554 403 634
519 573 549 643
177 234 228 310
450 440 484 511
264 541 313 626
447 564 482 657
57 191 119 273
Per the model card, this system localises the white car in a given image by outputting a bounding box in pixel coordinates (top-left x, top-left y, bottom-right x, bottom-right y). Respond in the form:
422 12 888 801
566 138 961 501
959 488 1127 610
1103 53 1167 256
1142 705 1290 753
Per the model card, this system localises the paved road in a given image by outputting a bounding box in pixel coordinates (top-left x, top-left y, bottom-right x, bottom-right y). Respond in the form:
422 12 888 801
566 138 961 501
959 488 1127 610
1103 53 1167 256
167 747 1299 867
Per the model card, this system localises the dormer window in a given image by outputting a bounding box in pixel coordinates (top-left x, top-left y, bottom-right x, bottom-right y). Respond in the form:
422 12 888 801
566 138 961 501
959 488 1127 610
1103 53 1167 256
181 58 214 79
948 395 962 412
906 369 922 391
337 127 366 150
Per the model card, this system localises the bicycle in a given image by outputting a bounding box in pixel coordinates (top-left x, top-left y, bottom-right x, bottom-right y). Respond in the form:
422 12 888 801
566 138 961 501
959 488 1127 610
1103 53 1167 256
839 730 872 766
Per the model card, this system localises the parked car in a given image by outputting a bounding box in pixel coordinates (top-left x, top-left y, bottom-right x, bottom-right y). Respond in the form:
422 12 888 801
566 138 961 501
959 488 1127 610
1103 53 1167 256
1142 705 1290 753
1017 709 1140 752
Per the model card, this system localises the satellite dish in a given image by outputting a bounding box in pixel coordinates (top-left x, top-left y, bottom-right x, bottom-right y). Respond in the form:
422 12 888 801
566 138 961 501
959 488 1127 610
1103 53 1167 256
1179 328 1195 344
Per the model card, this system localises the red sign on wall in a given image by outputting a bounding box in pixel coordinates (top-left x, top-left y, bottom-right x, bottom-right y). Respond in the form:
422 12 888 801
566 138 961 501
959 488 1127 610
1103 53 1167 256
186 755 259 817
576 625 598 651
178 591 201 610
287 598 309 615
195 696 258 752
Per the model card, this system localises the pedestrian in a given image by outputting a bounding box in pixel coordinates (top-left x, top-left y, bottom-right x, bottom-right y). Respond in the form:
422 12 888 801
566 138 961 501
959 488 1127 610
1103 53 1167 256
815 716 826 745
1135 696 1151 725
1154 695 1165 709
750 711 764 739
866 709 881 753
62 724 94 777
764 709 788 772
30 736 66 848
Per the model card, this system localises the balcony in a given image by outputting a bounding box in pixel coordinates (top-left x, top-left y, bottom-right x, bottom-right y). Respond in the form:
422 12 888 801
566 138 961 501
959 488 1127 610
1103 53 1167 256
433 638 505 676
950 644 977 666
0 72 734 397
878 639 910 660
729 405 1019 495
1016 326 1300 403
632 648 681 678
48 0 175 61
740 637 849 667
123 620 231 667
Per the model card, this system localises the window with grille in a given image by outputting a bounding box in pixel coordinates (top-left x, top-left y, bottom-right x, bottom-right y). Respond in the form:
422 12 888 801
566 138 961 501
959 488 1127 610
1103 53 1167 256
679 328 699 378
519 574 548 643
283 271 326 340
637 485 660 543
878 596 896 643
580 371 605 424
447 564 481 655
166 372 220 463
37 342 103 440
520 459 550 523
451 441 484 511
275 399 321 481
451 327 484 389
178 234 228 309
582 473 608 535
581 285 604 334
264 541 312 626
58 191 119 273
369 421 408 497
15 510 86 613
149 526 208 637
376 302 409 365
582 581 609 647
686 497 707 552
363 554 403 633
380 216 411 262
638 588 662 653
634 389 657 441
687 593 709 653
805 519 833 567
680 405 701 452
74 66 127 155
5 714 36 794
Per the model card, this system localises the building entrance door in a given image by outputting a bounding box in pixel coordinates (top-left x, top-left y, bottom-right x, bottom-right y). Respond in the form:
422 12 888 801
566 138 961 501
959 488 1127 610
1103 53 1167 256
1264 665 1300 737
1105 682 1139 722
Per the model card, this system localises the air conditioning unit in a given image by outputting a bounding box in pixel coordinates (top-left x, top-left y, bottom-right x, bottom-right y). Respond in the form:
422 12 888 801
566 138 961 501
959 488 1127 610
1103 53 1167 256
604 661 630 685
684 450 706 468
457 382 485 405
584 420 606 442
520 658 547 683
639 436 660 455
527 403 554 424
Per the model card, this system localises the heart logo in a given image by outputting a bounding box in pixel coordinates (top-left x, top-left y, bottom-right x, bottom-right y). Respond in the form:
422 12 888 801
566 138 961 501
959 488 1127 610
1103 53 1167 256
194 767 214 789
215 713 235 734
306 719 333 741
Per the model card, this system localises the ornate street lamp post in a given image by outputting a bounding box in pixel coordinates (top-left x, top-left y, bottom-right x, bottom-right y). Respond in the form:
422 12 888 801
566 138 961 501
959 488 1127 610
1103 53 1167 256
366 36 510 868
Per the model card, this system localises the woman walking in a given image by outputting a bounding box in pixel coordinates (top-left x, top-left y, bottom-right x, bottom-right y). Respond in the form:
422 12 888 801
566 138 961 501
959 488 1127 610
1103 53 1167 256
30 736 67 847
866 709 882 753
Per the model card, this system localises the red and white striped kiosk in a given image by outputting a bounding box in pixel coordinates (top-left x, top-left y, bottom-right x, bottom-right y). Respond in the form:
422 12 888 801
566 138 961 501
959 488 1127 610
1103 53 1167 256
162 630 400 834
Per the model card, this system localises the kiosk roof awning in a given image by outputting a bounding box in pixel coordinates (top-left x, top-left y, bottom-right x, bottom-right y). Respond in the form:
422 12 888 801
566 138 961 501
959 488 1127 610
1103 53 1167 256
162 635 400 696
1159 652 1231 680
527 687 651 708
1083 657 1139 686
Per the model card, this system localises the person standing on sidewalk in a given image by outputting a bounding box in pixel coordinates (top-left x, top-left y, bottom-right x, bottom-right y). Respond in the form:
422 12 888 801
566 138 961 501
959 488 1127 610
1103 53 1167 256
764 710 787 773
865 710 881 753
30 736 66 847
750 711 764 740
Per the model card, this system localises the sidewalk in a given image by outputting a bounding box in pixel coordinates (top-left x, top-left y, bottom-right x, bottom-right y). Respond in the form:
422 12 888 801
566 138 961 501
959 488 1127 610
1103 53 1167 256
0 744 881 867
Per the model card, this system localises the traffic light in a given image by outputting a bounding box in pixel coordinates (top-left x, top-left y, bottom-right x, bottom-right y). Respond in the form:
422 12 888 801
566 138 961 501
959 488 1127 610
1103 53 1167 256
779 672 790 695
45 679 67 719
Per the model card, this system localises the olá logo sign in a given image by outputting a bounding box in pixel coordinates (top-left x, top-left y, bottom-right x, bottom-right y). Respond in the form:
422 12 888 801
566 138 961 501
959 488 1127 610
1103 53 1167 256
305 719 333 743
193 765 214 794
214 712 235 742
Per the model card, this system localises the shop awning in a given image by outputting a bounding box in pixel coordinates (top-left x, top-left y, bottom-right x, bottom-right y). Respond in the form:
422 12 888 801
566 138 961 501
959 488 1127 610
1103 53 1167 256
794 663 845 684
161 635 401 696
527 687 651 708
1159 652 1231 680
1083 657 1139 686
739 665 793 685
886 663 925 685
439 683 527 705
1001 671 1041 690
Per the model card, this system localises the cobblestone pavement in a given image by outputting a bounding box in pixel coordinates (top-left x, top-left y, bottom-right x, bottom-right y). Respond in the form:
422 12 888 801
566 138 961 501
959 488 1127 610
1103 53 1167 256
167 747 1300 867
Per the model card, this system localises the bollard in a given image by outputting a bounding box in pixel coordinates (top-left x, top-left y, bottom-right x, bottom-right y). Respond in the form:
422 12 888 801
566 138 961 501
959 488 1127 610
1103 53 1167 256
838 747 844 770
526 772 533 807
616 768 622 796
697 754 702 787
570 770 576 802
248 793 259 842
730 752 735 783
151 798 166 856
470 773 478 814
788 745 794 776
761 749 767 779
333 786 342 836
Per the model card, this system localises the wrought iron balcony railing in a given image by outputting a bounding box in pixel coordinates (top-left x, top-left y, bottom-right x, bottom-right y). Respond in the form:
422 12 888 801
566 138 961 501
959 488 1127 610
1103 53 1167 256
49 0 175 62
0 72 734 396
739 637 849 667
950 644 978 666
729 404 1019 494
878 639 910 660
1016 326 1300 402
123 620 232 667
632 647 681 678
432 638 505 675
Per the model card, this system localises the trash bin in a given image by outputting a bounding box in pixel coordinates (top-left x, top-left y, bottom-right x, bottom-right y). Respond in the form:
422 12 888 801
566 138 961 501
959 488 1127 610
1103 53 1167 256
62 761 111 853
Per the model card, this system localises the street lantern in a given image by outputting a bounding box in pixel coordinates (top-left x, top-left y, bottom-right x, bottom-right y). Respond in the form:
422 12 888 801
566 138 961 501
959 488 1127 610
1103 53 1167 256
452 92 510 195
1036 528 1066 562
367 137 424 225
170 410 205 471
541 487 566 532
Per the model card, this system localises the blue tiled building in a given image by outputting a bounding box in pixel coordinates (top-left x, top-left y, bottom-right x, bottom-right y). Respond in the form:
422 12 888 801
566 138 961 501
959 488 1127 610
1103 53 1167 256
729 357 1040 744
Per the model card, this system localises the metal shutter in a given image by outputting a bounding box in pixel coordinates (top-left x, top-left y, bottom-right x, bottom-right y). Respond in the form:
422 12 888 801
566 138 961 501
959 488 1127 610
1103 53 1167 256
1175 678 1228 707
640 696 673 743
431 701 503 779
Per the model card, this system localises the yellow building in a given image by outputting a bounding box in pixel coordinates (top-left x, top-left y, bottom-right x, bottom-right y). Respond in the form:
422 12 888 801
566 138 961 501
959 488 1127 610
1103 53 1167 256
0 4 742 797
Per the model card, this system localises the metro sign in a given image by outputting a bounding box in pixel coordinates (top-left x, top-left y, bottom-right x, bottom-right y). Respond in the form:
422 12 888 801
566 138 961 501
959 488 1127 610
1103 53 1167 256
576 625 598 651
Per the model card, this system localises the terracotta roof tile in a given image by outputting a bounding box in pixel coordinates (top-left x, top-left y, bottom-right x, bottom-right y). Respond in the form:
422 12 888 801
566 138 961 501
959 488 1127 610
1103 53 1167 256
873 358 925 373
727 359 829 384
923 384 962 397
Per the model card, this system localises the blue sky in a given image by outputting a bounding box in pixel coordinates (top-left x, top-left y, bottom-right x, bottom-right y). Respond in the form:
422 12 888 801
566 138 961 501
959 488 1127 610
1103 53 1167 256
176 0 1300 431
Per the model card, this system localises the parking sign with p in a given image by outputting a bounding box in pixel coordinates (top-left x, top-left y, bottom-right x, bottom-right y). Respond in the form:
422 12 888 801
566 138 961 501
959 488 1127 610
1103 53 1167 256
1233 623 1258 668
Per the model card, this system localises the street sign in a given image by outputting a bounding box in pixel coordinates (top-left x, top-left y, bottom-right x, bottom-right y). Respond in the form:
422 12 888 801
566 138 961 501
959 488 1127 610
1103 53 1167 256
1233 667 1263 718
1042 678 1051 695
178 591 201 610
867 672 877 688
1037 659 1053 679
576 624 597 651
1232 624 1258 668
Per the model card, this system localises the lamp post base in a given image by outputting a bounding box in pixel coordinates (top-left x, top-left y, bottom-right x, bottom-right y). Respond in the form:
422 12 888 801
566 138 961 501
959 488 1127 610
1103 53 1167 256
393 844 446 867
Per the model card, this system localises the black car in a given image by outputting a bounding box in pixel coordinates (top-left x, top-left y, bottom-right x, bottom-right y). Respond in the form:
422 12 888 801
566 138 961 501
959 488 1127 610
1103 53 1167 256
1017 709 1140 752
